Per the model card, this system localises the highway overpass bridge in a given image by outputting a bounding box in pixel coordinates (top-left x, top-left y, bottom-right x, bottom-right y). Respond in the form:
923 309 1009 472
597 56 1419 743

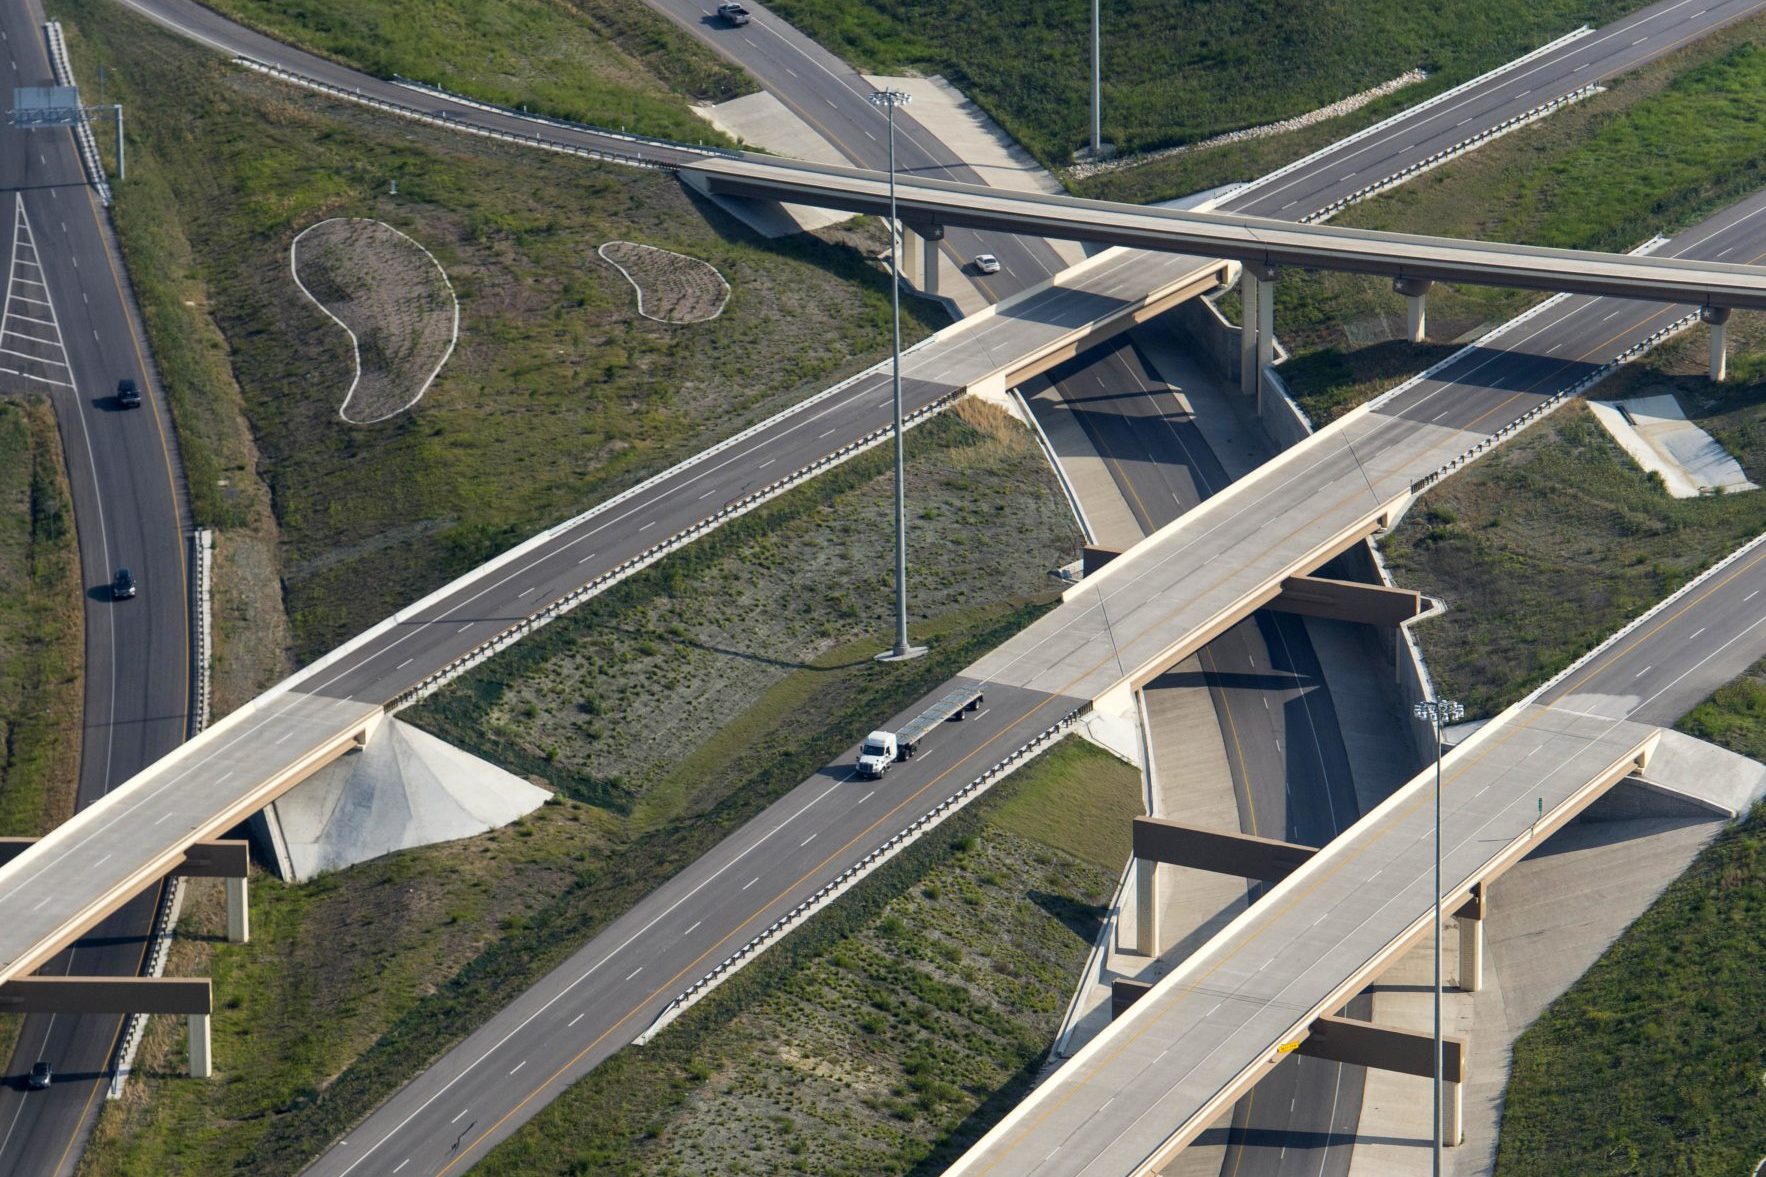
949 531 1766 1177
0 209 1716 992
684 154 1766 311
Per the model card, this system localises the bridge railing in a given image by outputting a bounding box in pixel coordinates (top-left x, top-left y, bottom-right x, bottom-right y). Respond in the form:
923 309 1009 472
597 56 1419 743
634 703 1083 1046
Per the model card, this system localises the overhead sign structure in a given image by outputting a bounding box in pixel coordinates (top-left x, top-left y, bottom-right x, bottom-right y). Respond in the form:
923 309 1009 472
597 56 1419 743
8 85 82 127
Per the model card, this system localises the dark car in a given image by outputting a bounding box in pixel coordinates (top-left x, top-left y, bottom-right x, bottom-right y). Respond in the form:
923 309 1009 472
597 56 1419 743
116 378 142 409
112 568 137 600
717 2 751 24
27 1061 51 1090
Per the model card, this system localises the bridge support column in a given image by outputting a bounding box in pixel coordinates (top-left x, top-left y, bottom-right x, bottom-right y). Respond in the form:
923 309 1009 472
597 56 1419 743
1393 277 1432 343
1702 306 1731 382
226 876 250 944
903 222 943 297
0 976 216 1076
1132 816 1315 881
1238 263 1277 404
1456 884 1484 993
1134 857 1159 956
189 1012 212 1079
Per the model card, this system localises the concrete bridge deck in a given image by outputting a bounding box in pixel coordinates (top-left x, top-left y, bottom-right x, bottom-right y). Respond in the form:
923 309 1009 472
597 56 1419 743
947 700 1659 1177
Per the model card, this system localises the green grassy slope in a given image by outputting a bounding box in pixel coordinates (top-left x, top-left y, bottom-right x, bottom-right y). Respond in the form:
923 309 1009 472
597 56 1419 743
764 0 1640 167
205 0 753 142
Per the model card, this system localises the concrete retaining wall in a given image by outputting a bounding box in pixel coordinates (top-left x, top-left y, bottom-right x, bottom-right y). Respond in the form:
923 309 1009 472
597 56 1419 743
1171 296 1241 382
1166 297 1313 452
1259 367 1314 451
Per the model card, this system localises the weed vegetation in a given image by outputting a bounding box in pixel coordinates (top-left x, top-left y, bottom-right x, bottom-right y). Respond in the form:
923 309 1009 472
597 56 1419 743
59 0 936 660
415 400 1077 819
1268 19 1766 425
764 0 1637 169
477 737 1138 1175
81 404 1081 1174
1383 352 1766 717
205 0 752 142
0 398 82 1072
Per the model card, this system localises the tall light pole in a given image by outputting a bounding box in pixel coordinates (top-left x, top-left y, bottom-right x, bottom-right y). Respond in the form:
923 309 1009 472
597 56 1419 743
1413 695 1464 1175
1090 0 1101 159
869 89 925 663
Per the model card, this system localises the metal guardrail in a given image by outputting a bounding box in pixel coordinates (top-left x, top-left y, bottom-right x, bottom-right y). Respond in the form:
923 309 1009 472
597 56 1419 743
1228 26 1593 209
386 387 966 709
1301 83 1601 225
1408 307 1701 497
109 527 214 1098
232 57 677 172
44 22 113 205
387 76 738 162
634 705 1084 1046
189 528 214 735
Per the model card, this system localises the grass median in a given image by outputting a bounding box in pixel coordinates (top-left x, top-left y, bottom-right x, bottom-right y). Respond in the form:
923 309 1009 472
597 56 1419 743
764 0 1640 172
1492 661 1766 1174
1255 17 1766 425
1383 370 1766 719
0 398 83 1079
200 0 752 143
81 400 1084 1174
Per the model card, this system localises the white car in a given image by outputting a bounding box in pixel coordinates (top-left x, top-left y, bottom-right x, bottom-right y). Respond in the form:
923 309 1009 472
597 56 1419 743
973 253 1002 275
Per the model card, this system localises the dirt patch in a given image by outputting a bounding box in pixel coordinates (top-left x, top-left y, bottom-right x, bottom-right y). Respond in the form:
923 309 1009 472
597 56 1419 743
290 218 458 424
597 241 730 324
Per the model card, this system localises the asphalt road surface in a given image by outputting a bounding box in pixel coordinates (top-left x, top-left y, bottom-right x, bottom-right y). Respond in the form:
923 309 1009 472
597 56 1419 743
18 0 1765 1173
633 0 1067 300
1220 0 1766 219
0 1 190 1173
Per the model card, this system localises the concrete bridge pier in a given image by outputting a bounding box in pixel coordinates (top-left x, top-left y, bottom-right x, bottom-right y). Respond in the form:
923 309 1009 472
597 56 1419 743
1393 276 1433 343
1456 883 1485 993
1702 305 1731 382
0 977 214 1077
903 221 943 297
189 1012 213 1078
1238 263 1278 407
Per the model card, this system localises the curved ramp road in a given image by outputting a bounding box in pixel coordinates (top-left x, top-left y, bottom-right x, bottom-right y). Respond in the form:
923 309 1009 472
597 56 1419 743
0 1 191 1174
9 0 1761 1173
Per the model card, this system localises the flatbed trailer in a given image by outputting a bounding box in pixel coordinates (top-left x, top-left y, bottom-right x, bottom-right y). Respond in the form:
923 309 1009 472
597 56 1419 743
896 685 984 758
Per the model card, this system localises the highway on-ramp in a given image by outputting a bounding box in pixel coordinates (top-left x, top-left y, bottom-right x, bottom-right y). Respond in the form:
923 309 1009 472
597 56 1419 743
0 3 191 1174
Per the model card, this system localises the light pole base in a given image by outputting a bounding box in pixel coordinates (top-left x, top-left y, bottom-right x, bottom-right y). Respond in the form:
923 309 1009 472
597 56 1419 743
875 644 929 663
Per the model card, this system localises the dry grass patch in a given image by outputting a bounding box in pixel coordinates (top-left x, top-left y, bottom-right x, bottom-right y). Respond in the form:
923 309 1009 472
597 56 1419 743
598 241 731 324
291 218 459 423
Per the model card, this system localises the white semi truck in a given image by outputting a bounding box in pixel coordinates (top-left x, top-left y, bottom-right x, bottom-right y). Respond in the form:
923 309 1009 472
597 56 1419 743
855 685 985 778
